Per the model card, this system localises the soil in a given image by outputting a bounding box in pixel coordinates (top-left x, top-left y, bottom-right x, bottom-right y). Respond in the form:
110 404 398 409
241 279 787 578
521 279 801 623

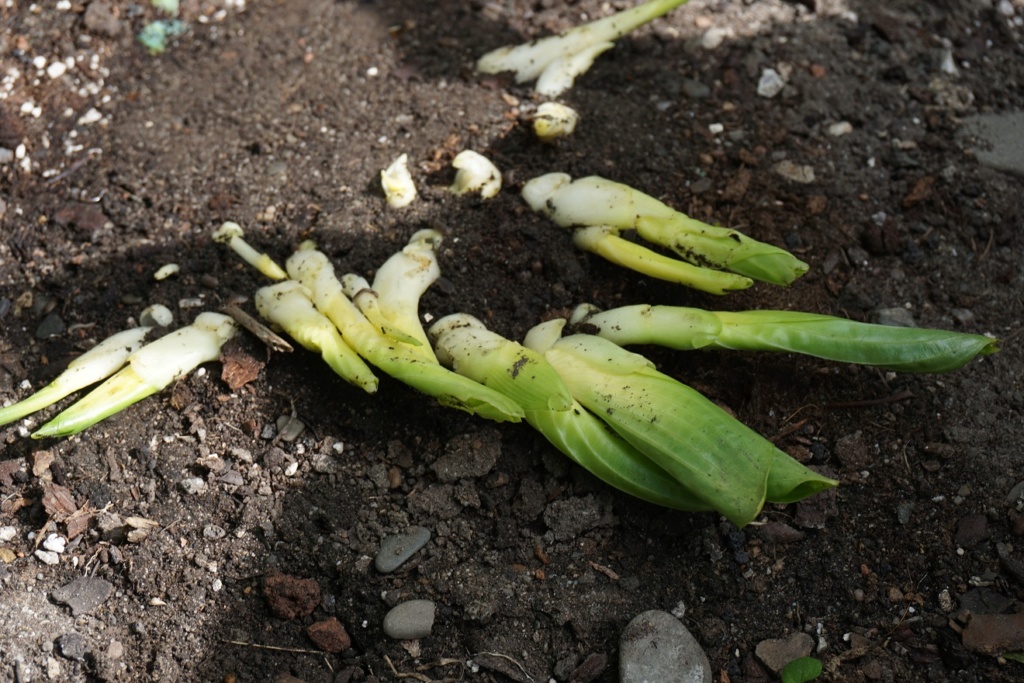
1 1 1022 682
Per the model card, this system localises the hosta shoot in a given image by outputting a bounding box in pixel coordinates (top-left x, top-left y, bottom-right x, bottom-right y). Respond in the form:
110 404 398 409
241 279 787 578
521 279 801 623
254 281 378 393
0 325 157 429
381 153 417 209
531 332 837 527
365 229 444 356
429 314 720 512
33 312 238 438
533 102 580 143
450 151 502 199
212 222 288 281
573 226 752 294
284 243 524 423
477 0 690 97
522 173 808 291
571 304 999 372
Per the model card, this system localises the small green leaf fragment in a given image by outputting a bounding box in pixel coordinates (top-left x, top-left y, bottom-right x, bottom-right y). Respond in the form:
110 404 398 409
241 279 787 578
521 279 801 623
780 656 823 683
137 20 188 55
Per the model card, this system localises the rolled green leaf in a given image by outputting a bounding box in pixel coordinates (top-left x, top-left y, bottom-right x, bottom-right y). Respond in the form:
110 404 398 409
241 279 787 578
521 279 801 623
573 304 999 372
430 314 712 511
286 245 524 423
34 312 238 438
522 173 808 288
254 281 378 393
0 326 153 428
573 226 752 295
538 333 837 527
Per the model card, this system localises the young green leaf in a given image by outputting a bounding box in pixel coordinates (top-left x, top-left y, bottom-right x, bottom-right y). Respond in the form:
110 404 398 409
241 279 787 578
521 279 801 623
430 314 716 511
285 244 524 423
254 280 378 393
33 312 238 438
780 657 823 683
523 173 808 289
0 326 154 428
538 333 837 527
573 226 753 295
572 304 999 372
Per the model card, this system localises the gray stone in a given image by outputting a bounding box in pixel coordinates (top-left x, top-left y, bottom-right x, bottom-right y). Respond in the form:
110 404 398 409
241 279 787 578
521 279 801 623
897 502 915 525
383 600 435 640
56 632 89 661
35 549 60 565
375 526 431 574
35 313 65 340
620 610 712 683
755 632 815 673
179 477 207 495
682 78 711 99
51 576 114 616
961 112 1024 177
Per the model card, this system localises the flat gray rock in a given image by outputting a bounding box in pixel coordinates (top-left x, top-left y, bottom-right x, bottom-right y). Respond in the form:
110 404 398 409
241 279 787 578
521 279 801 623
375 526 431 574
51 576 114 617
755 632 815 673
961 112 1024 176
620 610 712 683
383 600 435 640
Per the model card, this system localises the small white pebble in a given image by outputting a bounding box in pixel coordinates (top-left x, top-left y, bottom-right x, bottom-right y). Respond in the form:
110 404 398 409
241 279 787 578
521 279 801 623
42 534 67 554
153 263 180 281
708 122 724 135
34 549 60 566
757 68 786 98
828 121 854 136
700 27 732 50
76 108 103 126
46 62 67 79
284 461 299 477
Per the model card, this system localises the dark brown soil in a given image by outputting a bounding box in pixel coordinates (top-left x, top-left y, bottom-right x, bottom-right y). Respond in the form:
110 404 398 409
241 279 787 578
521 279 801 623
1 1 1022 682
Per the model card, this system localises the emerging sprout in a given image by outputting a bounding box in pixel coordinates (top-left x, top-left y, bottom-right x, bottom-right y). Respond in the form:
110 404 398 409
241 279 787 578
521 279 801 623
381 153 417 209
0 326 155 429
449 151 502 199
523 173 808 293
140 304 174 328
255 281 378 393
284 242 524 423
571 304 1000 373
33 312 238 438
212 222 288 281
531 331 837 527
533 102 579 143
477 0 690 97
430 314 714 511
